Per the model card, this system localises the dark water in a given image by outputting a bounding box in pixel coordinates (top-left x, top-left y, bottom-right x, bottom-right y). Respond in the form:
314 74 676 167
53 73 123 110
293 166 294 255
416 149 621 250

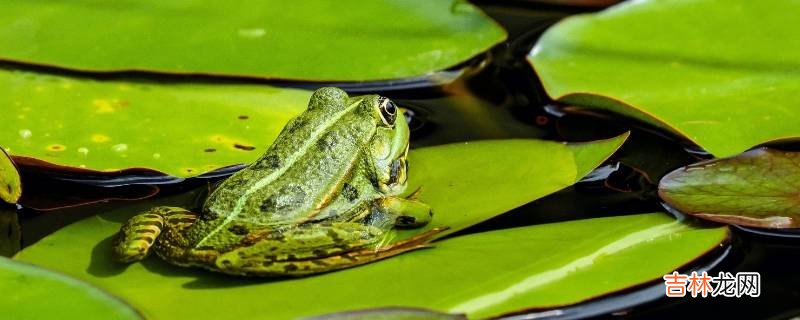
3 1 799 319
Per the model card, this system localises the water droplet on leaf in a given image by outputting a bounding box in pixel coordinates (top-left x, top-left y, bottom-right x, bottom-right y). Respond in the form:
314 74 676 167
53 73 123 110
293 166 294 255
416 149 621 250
238 28 266 38
111 144 128 152
18 129 32 139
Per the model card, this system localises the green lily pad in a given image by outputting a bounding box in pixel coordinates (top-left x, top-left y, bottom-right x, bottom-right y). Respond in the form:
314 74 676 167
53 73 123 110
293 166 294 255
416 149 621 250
0 1 505 81
660 148 800 228
1 69 310 178
0 147 21 203
14 135 710 320
15 212 726 319
528 0 800 157
399 134 628 238
0 257 141 320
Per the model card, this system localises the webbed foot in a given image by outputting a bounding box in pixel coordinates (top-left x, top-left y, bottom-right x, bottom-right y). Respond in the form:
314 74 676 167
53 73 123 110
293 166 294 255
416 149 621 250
112 206 197 263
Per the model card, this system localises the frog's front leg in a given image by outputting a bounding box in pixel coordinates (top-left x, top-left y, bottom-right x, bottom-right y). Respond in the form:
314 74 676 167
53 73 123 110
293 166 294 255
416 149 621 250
112 206 197 263
378 196 432 227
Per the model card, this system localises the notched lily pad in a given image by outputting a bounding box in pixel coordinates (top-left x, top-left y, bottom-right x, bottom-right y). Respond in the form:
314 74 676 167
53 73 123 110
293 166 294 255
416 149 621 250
399 134 628 239
13 135 651 320
0 69 309 178
0 0 505 81
660 147 800 228
0 147 22 203
529 0 800 157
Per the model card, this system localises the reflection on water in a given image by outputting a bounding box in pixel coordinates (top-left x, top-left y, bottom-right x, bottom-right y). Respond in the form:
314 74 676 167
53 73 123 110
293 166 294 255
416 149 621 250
0 205 20 257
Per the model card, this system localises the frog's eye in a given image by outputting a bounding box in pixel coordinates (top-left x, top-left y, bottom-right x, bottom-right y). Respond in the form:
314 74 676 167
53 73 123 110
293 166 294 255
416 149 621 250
377 96 397 126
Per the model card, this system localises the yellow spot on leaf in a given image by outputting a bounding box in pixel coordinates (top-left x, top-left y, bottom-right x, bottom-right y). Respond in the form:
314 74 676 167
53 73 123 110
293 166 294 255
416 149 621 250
91 134 110 143
46 144 66 152
209 134 231 144
208 134 255 151
118 84 131 91
93 99 115 113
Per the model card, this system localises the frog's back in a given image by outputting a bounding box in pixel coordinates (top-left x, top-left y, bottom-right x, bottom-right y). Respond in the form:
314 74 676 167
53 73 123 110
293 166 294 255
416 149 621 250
190 88 380 247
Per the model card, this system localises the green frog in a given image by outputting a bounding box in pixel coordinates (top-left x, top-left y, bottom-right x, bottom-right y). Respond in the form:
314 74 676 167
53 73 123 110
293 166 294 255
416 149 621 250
112 87 444 276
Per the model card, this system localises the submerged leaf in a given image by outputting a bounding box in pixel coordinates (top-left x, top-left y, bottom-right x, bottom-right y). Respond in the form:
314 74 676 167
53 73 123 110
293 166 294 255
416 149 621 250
0 147 21 203
0 257 141 320
19 182 160 212
660 148 800 228
0 69 309 177
529 0 800 157
0 1 505 81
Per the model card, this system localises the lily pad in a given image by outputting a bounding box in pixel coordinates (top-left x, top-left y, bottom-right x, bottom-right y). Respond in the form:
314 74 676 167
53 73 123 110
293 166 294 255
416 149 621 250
0 147 21 203
528 0 800 157
399 134 628 238
0 257 141 320
1 69 310 178
14 135 704 320
0 0 505 82
15 211 726 319
660 148 800 228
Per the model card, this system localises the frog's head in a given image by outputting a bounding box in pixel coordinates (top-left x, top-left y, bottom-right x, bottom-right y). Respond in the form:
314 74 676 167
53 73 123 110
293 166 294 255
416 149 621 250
356 93 411 193
305 87 410 193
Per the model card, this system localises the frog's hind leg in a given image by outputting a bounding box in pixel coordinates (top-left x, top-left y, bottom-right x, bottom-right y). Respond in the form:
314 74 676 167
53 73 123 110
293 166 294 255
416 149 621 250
216 224 448 277
112 206 197 263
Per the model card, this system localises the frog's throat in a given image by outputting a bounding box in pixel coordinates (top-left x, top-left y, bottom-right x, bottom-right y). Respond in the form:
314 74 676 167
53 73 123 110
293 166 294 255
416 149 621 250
196 99 364 247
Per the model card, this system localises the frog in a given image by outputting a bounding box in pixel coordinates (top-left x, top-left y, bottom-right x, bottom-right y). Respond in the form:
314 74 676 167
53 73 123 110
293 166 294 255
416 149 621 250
112 87 445 277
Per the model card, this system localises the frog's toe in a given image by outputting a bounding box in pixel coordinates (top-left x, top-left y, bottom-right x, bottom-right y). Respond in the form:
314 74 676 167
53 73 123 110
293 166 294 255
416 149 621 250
113 240 149 263
395 209 432 228
380 196 432 228
112 206 195 263
112 212 165 263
